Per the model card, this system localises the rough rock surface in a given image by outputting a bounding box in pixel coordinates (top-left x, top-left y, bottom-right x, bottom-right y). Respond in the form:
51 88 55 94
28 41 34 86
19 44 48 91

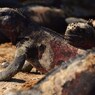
7 48 95 95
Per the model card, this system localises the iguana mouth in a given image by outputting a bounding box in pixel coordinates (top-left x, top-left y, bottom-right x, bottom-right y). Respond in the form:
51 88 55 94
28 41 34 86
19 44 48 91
64 34 87 49
64 34 95 49
64 34 83 42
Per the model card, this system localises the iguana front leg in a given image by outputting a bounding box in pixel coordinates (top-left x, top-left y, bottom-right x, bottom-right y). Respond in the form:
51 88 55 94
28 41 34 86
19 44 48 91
0 37 34 81
0 47 26 81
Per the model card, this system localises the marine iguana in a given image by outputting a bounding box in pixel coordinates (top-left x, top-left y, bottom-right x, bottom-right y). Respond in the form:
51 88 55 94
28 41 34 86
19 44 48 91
0 8 95 80
0 8 79 81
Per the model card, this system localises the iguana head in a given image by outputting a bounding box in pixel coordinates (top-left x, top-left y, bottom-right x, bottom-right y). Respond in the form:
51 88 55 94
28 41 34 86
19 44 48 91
65 22 95 49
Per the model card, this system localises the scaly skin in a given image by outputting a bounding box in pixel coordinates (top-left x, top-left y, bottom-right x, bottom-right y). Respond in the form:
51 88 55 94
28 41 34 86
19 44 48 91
64 22 95 49
23 27 78 73
0 27 79 80
1 8 95 81
0 8 94 80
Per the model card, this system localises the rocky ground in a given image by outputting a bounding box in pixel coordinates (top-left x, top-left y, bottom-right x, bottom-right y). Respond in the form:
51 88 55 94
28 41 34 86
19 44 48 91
0 43 44 95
